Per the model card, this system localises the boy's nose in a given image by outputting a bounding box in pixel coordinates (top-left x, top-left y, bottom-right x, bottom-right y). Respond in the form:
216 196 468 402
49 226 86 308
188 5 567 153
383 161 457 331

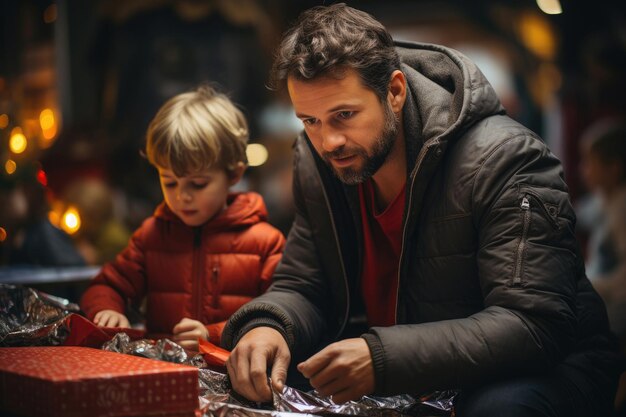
177 189 192 202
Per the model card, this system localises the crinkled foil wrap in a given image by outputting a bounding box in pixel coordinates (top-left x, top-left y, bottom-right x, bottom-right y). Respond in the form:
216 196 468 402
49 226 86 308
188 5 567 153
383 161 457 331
0 283 79 346
103 332 191 364
273 385 455 417
196 379 455 417
101 333 455 417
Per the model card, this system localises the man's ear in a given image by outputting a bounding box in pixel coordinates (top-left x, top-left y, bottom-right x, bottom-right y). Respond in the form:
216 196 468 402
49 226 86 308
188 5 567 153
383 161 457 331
229 161 247 186
388 70 407 113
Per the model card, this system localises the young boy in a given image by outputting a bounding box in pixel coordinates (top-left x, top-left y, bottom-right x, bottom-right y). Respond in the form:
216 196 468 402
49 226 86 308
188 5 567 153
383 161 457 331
80 85 285 351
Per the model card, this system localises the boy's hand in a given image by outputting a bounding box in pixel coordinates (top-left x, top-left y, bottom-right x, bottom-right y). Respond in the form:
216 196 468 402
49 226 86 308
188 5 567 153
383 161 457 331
93 310 130 328
172 318 209 351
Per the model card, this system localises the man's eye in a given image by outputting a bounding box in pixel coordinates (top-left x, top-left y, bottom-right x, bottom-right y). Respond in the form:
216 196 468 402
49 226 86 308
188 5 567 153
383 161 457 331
337 111 354 120
302 118 318 126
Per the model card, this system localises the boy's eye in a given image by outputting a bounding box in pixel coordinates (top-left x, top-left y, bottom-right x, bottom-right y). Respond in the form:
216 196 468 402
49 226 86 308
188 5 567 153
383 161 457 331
163 182 177 188
192 182 208 189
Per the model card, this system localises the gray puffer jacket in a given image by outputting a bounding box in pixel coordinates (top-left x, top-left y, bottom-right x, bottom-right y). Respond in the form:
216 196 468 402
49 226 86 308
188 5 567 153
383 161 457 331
223 41 619 398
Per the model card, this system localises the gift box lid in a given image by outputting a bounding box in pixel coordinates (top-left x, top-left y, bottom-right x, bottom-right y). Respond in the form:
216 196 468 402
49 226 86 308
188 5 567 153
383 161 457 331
0 346 199 417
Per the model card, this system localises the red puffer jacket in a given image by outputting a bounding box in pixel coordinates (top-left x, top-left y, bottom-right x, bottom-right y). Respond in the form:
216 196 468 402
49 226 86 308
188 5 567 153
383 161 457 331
80 192 285 344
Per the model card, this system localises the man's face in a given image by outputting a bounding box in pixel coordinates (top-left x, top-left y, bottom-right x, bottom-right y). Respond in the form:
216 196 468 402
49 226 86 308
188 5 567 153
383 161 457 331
287 68 399 185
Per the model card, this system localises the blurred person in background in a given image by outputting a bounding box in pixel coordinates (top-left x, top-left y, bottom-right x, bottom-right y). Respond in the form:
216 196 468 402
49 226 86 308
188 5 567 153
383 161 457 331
577 120 626 414
63 178 131 265
80 85 285 351
222 4 621 416
0 163 85 267
578 121 626 316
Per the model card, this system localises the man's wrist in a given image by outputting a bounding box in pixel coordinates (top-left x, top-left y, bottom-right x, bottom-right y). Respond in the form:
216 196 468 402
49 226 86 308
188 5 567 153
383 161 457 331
361 332 385 394
233 317 289 347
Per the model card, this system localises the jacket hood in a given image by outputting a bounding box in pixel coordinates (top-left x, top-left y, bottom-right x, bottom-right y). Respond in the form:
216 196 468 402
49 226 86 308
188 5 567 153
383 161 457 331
153 191 269 230
395 41 505 163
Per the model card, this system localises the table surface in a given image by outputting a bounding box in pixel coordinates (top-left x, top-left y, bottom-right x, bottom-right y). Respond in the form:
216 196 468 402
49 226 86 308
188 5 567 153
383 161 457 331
0 265 102 285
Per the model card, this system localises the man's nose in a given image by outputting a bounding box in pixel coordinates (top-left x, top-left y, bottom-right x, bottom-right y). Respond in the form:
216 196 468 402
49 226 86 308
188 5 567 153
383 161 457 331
321 125 346 152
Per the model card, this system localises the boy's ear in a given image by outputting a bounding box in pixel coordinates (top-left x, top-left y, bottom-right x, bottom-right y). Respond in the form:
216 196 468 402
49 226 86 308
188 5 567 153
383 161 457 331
229 162 246 185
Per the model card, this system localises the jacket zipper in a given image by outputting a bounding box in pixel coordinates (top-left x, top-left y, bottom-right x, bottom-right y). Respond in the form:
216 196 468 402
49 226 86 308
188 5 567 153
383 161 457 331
512 196 531 285
319 176 350 338
192 227 204 320
211 265 220 309
395 142 434 323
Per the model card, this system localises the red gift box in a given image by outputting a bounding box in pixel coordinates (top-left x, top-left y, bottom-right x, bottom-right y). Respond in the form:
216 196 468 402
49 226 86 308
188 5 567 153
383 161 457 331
0 346 199 417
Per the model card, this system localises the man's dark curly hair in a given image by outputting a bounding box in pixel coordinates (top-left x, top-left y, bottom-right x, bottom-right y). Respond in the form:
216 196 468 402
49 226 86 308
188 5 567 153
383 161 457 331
269 3 401 102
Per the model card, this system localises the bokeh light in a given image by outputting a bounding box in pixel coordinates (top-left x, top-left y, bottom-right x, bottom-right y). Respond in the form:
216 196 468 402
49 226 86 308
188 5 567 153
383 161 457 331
0 114 8 129
5 159 17 175
36 169 48 186
246 143 269 167
9 127 27 154
43 4 57 23
536 0 562 15
61 206 81 235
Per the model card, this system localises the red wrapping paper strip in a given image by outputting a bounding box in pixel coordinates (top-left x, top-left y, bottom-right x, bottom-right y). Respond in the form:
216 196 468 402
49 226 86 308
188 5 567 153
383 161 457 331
198 338 230 371
63 313 146 347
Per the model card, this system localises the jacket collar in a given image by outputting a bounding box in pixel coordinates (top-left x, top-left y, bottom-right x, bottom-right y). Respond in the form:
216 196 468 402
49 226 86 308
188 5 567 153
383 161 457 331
152 192 268 231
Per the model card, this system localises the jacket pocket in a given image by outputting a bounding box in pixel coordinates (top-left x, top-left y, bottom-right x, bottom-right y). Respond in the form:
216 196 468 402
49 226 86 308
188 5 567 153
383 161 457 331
518 186 561 230
510 186 565 286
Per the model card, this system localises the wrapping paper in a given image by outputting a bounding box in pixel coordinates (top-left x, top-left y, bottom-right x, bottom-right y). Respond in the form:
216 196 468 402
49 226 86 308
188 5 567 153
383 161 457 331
198 337 230 371
1 284 456 417
0 346 199 417
0 283 78 346
0 284 144 348
193 367 455 417
103 334 455 416
64 313 145 347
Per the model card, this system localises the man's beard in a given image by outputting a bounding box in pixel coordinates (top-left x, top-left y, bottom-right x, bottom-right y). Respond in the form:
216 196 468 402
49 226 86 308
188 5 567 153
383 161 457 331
322 101 400 185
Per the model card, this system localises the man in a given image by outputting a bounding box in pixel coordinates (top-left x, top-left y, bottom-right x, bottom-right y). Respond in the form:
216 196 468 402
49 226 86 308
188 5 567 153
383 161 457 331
222 4 620 416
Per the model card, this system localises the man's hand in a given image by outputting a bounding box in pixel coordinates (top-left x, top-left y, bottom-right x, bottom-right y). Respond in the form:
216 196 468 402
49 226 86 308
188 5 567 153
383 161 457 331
226 327 291 402
297 338 375 404
172 318 209 351
93 309 130 328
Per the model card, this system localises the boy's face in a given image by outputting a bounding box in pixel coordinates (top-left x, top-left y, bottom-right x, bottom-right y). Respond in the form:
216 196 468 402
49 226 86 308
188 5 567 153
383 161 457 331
287 68 401 185
158 167 235 226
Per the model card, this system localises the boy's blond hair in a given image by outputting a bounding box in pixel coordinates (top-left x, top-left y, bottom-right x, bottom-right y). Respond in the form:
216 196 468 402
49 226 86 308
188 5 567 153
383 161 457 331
146 85 248 176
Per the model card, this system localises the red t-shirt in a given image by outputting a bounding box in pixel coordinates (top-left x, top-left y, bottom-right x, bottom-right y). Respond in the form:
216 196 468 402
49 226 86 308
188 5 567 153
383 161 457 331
358 179 406 327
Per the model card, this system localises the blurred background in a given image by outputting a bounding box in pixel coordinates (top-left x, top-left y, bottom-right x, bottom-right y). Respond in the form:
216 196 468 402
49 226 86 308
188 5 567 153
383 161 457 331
0 0 625 279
